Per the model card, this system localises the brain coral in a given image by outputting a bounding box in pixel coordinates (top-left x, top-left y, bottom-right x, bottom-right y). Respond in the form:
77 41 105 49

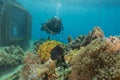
37 40 62 62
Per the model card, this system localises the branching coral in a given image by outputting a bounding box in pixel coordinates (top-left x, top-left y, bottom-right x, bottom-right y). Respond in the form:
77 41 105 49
0 45 24 80
65 26 104 51
37 40 62 62
68 37 120 80
0 45 24 68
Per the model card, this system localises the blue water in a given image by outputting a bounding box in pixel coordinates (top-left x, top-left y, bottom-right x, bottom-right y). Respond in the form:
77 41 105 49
18 0 120 43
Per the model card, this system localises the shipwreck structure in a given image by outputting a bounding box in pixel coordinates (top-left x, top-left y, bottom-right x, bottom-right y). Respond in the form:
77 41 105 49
0 0 32 49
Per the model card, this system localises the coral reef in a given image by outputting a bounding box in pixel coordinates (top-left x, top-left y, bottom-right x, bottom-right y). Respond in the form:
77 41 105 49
0 45 25 80
21 52 43 80
64 49 80 64
68 37 120 80
21 52 57 80
19 27 120 80
0 45 24 68
33 38 47 52
21 52 71 80
1 26 120 80
65 35 85 51
67 35 73 42
21 44 70 80
65 26 104 51
37 40 63 62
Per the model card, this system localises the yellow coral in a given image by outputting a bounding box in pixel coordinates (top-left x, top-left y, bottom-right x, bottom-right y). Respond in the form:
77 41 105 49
37 40 62 62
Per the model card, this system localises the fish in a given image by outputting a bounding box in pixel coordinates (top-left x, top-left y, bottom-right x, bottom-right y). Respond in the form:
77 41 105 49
50 46 67 69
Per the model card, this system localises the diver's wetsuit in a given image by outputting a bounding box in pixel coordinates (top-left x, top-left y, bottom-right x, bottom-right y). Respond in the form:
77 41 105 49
41 16 63 35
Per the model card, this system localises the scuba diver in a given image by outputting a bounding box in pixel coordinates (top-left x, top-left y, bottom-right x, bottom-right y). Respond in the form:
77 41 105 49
41 16 64 37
